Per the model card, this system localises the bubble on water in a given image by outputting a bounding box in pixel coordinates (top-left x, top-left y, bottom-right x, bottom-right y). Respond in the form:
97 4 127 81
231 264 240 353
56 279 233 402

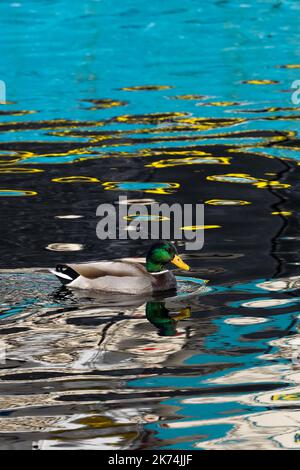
242 298 300 308
117 198 156 206
143 414 159 423
52 176 100 183
207 173 258 184
46 243 84 252
224 317 268 325
55 215 84 219
205 199 251 206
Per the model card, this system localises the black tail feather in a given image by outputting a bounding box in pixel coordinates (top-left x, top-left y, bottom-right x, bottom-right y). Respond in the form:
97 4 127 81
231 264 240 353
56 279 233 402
53 264 79 285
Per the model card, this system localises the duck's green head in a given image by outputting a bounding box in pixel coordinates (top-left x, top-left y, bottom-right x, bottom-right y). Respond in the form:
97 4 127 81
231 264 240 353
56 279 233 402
146 301 177 336
146 241 190 273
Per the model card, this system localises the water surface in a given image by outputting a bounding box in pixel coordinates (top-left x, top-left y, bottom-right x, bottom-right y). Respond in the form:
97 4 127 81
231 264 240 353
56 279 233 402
0 0 300 450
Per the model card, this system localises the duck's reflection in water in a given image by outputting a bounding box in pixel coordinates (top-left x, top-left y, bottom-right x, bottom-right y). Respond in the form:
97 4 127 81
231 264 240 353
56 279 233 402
3 271 300 449
146 301 191 337
12 283 194 373
63 296 192 370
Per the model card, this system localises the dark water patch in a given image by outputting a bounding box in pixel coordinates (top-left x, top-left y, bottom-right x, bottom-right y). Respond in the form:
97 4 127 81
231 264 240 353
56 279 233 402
0 327 30 335
0 371 80 381
119 85 173 91
111 111 189 124
0 110 35 117
169 94 210 100
232 107 300 114
241 328 296 340
262 115 300 123
0 119 105 133
46 129 292 147
0 140 93 155
56 383 290 403
241 80 280 85
272 139 300 149
82 98 128 109
65 316 132 327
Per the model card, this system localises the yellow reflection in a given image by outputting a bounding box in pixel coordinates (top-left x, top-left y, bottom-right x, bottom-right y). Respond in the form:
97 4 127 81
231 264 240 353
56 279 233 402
0 110 36 116
272 393 300 401
271 211 292 216
202 101 240 106
52 176 100 183
278 64 300 69
207 173 257 183
227 131 296 152
84 99 127 109
0 167 43 174
174 116 246 129
242 80 279 85
114 112 186 123
173 307 191 321
181 225 221 230
140 149 211 158
0 189 37 196
255 181 290 189
207 173 291 189
0 159 20 164
102 181 180 195
205 199 251 206
146 156 230 168
18 147 97 161
76 415 116 429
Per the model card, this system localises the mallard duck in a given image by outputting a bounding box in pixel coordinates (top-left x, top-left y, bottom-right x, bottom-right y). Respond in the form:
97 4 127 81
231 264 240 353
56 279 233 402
50 241 190 295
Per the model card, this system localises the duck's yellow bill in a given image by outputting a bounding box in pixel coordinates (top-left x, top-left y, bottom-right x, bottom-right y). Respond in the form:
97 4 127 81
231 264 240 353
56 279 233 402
173 307 191 321
171 254 190 271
